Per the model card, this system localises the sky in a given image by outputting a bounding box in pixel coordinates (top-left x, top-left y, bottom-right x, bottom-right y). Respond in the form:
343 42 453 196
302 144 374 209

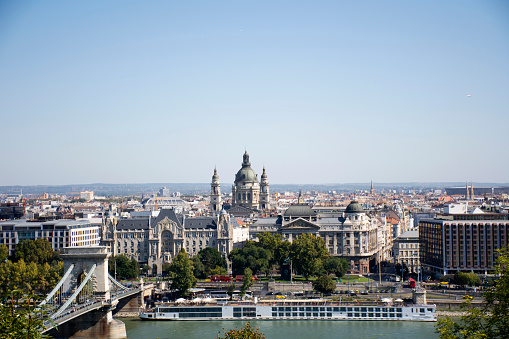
1 0 508 186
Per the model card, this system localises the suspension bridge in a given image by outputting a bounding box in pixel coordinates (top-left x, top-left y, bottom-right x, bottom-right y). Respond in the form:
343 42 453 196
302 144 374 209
39 247 153 339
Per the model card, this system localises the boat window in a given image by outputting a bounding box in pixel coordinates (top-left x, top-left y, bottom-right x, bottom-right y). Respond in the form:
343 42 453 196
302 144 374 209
347 313 353 317
354 313 360 317
428 308 433 312
420 308 425 313
375 313 380 317
396 308 402 312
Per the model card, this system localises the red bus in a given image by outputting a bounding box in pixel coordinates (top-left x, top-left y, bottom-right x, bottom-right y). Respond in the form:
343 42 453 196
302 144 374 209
408 278 416 288
210 275 232 282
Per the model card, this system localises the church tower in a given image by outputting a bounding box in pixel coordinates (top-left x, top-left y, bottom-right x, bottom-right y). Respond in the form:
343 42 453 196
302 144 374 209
210 166 222 214
231 150 260 209
259 166 270 210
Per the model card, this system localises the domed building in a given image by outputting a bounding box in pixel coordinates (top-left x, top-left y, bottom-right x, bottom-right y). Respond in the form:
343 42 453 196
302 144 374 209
250 199 390 275
230 150 270 212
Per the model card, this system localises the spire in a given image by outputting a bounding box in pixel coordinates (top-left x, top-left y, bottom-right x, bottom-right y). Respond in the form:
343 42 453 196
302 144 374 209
298 189 303 204
470 182 474 199
466 182 470 200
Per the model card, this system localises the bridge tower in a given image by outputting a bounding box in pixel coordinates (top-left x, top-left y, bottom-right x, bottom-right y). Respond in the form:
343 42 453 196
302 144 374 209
61 246 111 301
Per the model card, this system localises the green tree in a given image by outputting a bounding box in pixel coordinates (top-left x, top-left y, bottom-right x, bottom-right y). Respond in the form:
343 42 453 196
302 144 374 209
0 244 8 262
13 239 59 265
0 292 52 339
109 255 138 280
323 256 349 278
217 322 265 339
229 241 271 276
436 247 509 338
453 271 481 286
290 234 329 280
191 255 207 279
256 232 291 268
168 249 197 297
196 247 227 276
240 268 254 299
210 266 228 276
141 264 151 275
313 275 336 295
0 259 63 300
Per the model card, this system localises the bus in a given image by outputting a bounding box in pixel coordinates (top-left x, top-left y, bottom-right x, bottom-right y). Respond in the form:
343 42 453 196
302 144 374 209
408 278 416 288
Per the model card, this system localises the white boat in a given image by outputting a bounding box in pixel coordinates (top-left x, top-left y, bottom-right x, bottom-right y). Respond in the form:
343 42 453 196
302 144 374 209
139 299 436 321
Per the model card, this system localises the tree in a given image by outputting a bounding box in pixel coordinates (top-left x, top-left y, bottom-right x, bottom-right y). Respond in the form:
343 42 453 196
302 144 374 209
290 234 329 280
453 271 481 286
168 248 197 297
240 268 254 298
141 264 151 275
210 266 228 276
108 255 138 280
0 292 52 339
191 255 207 279
217 322 265 339
197 247 227 276
229 241 271 276
0 244 8 262
256 232 291 268
436 247 509 338
13 239 59 265
323 257 349 278
313 275 336 295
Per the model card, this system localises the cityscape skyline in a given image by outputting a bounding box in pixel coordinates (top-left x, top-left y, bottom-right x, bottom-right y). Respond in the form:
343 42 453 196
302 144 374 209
1 1 508 186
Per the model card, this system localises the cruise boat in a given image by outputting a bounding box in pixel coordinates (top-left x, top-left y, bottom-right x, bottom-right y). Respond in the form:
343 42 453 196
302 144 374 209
139 299 437 321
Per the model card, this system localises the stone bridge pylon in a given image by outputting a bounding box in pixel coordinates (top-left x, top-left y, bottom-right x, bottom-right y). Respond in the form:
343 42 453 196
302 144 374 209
41 246 143 339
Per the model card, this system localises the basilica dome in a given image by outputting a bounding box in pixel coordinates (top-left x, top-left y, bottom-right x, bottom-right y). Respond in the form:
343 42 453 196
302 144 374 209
345 201 364 214
234 151 258 183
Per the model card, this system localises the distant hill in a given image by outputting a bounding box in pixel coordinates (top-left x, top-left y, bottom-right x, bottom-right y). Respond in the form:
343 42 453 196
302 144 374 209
1 182 508 197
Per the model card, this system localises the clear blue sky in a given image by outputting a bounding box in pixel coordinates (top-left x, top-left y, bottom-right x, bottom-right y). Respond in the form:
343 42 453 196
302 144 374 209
1 0 508 185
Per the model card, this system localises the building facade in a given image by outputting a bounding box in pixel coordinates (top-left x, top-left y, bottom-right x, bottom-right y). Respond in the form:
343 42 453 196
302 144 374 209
230 151 270 211
419 213 509 276
393 230 420 275
250 201 391 275
101 209 242 274
0 219 101 255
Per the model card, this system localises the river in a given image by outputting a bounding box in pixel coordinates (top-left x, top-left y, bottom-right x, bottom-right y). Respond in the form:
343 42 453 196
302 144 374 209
123 318 439 339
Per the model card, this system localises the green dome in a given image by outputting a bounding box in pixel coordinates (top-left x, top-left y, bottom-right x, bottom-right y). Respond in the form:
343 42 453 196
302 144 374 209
345 201 364 214
235 167 257 183
235 151 258 183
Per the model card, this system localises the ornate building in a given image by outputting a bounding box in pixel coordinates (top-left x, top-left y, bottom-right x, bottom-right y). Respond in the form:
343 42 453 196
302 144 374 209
229 150 270 214
250 200 391 275
101 208 239 274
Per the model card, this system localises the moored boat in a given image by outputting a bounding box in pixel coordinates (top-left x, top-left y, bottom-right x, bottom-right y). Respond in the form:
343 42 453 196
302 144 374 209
139 299 436 322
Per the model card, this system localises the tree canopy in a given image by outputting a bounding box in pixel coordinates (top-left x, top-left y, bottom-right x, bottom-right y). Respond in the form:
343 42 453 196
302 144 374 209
313 275 336 294
168 248 197 297
13 239 60 265
192 247 227 278
290 233 329 279
229 241 271 276
436 246 509 338
108 254 139 280
322 256 349 278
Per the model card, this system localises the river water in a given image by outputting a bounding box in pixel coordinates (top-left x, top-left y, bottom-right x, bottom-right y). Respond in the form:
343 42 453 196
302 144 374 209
122 318 439 339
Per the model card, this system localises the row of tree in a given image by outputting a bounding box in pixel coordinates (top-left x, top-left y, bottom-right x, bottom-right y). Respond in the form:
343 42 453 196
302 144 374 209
229 233 349 280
